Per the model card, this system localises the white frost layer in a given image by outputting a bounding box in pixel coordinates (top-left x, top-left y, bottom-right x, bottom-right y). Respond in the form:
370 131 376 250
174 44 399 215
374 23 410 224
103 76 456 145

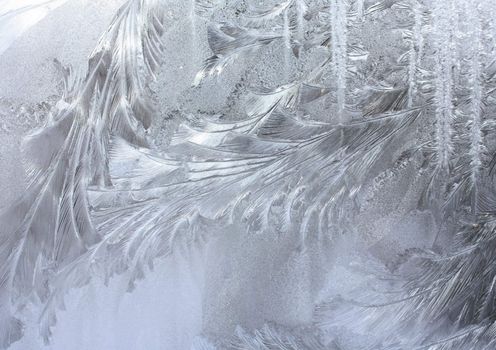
9 249 205 350
0 0 68 55
0 0 126 103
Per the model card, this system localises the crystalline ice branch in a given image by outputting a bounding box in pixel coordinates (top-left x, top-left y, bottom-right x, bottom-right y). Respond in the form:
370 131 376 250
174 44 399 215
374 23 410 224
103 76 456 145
432 0 455 171
0 0 169 346
330 0 348 121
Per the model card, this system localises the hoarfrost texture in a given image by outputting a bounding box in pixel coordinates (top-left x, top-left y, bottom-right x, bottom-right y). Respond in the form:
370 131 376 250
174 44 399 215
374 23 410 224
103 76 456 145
0 0 495 349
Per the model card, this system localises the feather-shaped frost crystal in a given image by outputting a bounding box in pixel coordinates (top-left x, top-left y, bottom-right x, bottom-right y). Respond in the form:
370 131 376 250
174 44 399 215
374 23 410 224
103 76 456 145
1 0 496 349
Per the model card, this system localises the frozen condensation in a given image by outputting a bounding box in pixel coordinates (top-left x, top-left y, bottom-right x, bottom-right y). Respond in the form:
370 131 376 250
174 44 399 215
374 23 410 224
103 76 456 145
1 0 496 349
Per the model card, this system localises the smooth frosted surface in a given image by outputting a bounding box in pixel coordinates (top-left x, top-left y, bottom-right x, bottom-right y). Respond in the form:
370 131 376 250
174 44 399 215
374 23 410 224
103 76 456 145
1 1 495 349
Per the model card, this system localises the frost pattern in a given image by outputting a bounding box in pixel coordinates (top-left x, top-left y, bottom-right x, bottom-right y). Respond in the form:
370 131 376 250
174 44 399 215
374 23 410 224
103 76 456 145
1 0 496 349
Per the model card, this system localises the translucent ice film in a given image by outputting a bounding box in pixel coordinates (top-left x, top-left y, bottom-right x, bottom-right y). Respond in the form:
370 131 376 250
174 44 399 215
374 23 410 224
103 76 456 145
1 0 496 349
